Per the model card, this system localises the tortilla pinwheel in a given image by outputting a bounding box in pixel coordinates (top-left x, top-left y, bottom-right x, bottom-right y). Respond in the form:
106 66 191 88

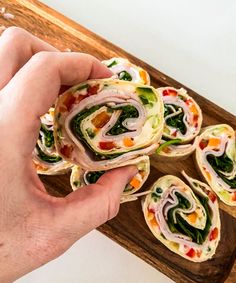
54 79 164 171
195 124 236 206
102 57 150 85
70 155 150 203
155 87 202 160
32 108 72 175
142 173 220 262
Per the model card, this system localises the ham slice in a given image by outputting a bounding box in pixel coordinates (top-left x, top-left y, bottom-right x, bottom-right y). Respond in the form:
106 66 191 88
142 173 220 262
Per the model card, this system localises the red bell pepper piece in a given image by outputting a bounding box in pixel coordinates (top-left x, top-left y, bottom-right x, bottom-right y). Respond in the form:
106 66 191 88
99 141 116 150
209 227 218 241
163 89 177 96
208 191 217 203
186 248 195 258
87 84 99 96
63 94 76 111
199 139 208 150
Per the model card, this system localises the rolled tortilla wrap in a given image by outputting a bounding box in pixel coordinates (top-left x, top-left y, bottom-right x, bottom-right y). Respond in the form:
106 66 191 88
102 57 150 85
70 156 150 203
154 87 202 160
54 79 164 171
142 174 220 262
32 108 72 175
195 124 236 206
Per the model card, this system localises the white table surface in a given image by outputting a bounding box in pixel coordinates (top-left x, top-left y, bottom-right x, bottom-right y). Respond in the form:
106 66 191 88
17 1 236 283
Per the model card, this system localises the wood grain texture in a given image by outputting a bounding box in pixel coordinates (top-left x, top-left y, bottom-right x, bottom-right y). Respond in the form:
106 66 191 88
0 1 235 282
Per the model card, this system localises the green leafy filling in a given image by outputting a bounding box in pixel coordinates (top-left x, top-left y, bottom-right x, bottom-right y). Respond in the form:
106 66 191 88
85 171 105 184
207 153 236 188
70 105 100 139
85 171 132 193
167 192 211 245
107 105 139 135
118 70 132 81
40 124 54 148
36 144 62 163
164 104 187 135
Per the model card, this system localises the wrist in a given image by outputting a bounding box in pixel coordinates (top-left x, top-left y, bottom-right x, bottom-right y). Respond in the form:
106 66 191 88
0 238 38 282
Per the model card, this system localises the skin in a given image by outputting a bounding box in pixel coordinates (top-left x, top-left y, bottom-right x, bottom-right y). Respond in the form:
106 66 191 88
0 27 137 282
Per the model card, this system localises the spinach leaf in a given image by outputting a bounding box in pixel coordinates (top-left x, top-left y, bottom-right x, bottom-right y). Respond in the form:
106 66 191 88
197 196 212 241
85 171 105 184
40 124 54 148
70 105 100 141
167 192 211 245
167 192 190 234
164 104 186 135
36 145 62 163
118 70 132 81
207 153 236 188
107 105 139 136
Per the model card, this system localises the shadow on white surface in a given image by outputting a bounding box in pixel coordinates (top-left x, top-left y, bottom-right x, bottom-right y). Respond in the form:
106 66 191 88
16 230 174 283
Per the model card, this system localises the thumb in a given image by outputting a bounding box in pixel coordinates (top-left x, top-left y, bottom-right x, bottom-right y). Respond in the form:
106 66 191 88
62 165 137 238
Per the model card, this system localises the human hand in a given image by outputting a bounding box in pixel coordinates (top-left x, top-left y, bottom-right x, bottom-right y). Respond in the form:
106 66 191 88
0 27 137 282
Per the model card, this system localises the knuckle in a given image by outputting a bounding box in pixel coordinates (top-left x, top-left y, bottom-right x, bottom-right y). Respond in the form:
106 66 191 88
79 52 93 59
79 53 98 64
94 183 121 221
31 51 53 65
2 26 27 41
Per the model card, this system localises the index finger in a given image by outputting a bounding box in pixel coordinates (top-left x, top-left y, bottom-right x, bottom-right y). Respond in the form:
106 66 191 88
0 52 112 156
0 27 57 89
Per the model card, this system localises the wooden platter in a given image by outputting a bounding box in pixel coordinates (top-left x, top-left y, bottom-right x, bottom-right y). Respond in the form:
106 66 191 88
0 1 235 282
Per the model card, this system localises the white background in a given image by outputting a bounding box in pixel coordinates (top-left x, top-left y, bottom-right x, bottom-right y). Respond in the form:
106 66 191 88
17 1 235 283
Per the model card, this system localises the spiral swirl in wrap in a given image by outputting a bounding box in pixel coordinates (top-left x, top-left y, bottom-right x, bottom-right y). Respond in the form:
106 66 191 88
155 87 202 160
195 124 236 206
54 79 164 171
32 108 72 175
142 173 220 262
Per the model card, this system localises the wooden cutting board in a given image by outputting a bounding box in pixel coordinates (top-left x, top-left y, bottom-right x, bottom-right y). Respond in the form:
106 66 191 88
0 1 235 282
